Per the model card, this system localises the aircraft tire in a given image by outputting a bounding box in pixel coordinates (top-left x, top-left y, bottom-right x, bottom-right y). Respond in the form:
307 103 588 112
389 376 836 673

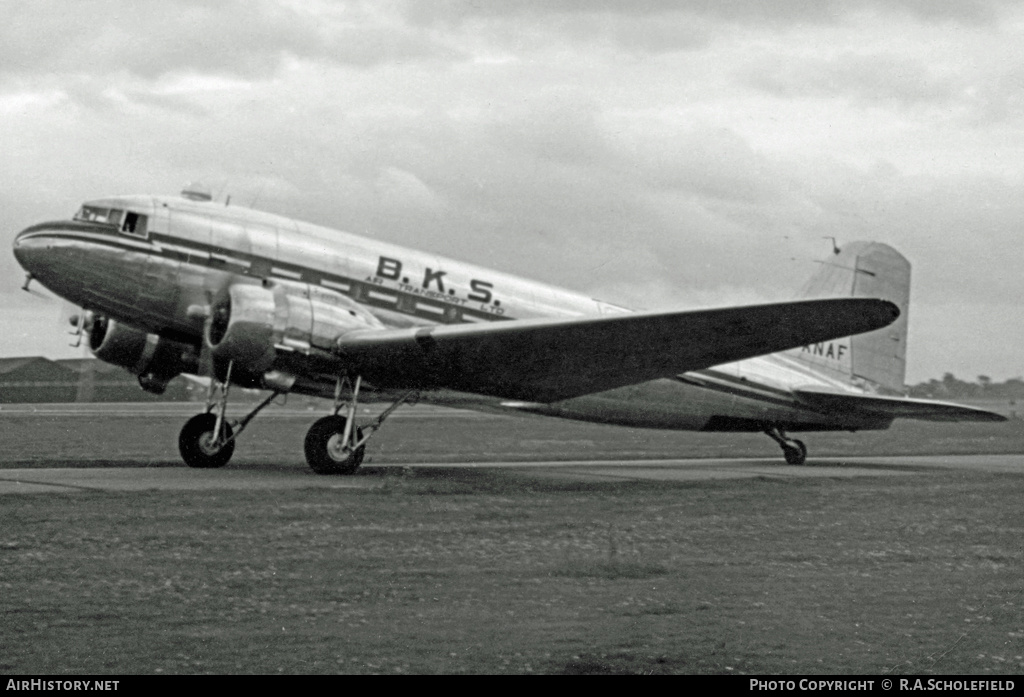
178 413 235 469
304 415 365 475
783 440 807 465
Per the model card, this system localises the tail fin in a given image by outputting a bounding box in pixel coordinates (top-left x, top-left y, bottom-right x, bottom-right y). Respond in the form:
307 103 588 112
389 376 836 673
787 241 910 394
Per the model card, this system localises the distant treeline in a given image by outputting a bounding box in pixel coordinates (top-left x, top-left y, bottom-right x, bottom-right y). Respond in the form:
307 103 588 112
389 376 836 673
908 374 1024 400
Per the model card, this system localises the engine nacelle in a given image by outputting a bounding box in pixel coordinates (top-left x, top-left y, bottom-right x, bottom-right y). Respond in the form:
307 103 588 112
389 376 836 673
88 315 199 394
204 281 378 377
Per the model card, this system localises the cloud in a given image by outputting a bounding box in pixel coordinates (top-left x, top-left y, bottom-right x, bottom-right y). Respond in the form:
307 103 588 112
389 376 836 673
971 63 1024 124
3 1 1023 379
402 0 1007 27
0 0 458 82
618 125 785 203
395 0 1011 61
3 0 1009 90
743 52 964 108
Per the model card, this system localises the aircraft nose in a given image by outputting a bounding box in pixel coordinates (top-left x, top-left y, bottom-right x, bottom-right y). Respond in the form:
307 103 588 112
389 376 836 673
12 223 53 277
13 227 37 269
13 227 30 265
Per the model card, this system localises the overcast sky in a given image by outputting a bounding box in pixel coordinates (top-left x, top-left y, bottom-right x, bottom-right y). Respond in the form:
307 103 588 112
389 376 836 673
2 0 1022 383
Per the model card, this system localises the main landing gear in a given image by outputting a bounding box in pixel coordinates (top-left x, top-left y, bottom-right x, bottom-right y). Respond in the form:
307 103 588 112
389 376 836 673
764 426 807 465
176 364 419 475
305 376 419 474
178 361 280 469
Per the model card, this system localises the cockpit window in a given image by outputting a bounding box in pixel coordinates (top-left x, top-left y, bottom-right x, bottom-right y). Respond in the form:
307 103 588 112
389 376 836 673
74 205 148 238
74 205 121 225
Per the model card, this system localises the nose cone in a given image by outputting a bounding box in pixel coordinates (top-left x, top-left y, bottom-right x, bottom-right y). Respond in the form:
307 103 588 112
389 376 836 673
12 225 46 276
13 227 33 268
11 221 93 306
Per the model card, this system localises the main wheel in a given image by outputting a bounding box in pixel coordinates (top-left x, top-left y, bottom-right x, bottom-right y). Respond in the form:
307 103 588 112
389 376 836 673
783 439 807 465
304 415 365 475
178 413 235 469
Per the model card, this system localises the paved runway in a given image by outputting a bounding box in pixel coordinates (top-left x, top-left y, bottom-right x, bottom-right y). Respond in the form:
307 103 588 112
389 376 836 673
0 401 476 418
2 454 1022 495
2 401 1021 494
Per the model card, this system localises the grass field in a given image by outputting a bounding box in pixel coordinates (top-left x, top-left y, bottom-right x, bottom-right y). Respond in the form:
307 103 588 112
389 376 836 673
2 404 1024 466
1 409 1022 674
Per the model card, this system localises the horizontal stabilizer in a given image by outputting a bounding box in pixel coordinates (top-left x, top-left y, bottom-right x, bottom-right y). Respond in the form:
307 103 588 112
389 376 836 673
334 298 899 403
793 386 1007 422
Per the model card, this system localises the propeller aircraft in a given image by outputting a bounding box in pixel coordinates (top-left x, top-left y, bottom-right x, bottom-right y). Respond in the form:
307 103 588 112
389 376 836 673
12 188 1004 473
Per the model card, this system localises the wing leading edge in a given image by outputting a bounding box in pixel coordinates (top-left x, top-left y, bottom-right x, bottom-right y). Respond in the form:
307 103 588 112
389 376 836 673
334 298 899 403
792 386 1007 422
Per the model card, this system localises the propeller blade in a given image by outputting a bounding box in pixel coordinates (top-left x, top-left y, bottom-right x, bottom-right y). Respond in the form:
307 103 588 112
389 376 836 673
61 303 87 347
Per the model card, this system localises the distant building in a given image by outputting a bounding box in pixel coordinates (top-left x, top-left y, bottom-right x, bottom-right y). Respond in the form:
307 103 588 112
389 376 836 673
0 357 79 403
0 357 190 403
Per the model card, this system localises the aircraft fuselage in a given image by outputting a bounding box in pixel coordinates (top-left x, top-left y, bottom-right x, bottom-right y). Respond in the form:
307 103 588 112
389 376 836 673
13 194 889 435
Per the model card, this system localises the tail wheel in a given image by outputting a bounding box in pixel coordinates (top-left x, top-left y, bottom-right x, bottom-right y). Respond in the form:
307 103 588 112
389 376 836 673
304 415 365 475
783 439 807 465
179 413 235 469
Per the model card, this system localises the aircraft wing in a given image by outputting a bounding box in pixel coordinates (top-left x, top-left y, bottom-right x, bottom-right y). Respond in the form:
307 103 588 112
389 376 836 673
792 386 1007 422
333 298 899 403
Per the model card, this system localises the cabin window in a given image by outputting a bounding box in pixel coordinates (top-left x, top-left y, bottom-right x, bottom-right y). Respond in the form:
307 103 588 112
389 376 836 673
121 211 148 237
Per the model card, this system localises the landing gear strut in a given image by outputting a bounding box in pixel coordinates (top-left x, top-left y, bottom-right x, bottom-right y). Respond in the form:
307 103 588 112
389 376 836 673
303 375 419 475
178 360 281 469
176 365 417 473
764 426 807 465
